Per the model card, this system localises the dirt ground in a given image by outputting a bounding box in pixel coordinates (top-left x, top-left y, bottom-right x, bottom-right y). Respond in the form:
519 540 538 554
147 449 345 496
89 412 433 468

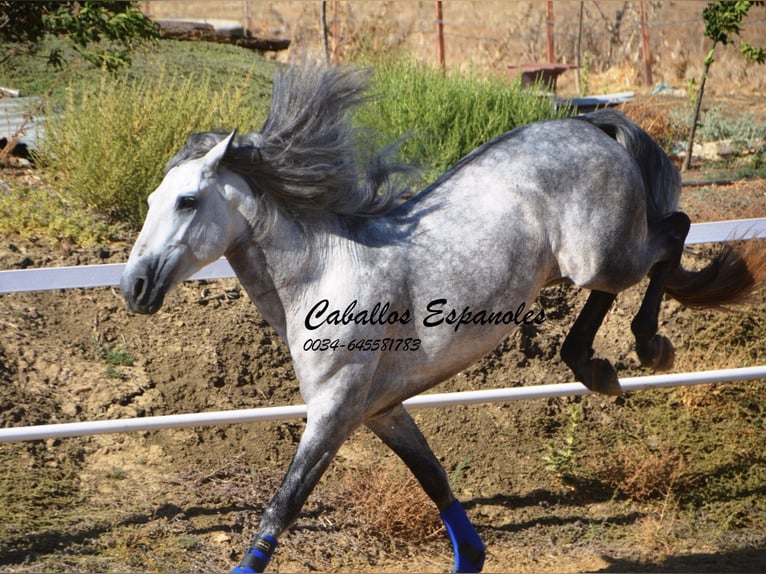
0 163 765 573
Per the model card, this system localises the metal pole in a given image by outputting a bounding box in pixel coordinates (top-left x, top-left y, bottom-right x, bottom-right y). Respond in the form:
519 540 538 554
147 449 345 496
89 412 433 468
1 366 764 443
435 1 445 73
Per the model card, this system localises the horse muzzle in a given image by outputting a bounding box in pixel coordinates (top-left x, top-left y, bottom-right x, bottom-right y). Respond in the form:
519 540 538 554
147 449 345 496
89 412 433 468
120 261 168 314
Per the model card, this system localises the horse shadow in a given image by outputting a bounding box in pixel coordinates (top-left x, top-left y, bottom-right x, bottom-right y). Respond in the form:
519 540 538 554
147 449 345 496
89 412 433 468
464 485 643 535
462 489 766 572
0 502 256 564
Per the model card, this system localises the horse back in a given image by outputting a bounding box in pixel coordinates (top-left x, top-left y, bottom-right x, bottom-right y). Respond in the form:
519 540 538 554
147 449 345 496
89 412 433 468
392 115 667 292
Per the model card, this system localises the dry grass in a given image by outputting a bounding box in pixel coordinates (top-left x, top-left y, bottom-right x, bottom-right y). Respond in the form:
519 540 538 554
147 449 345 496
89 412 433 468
591 439 688 502
339 465 444 545
620 96 685 153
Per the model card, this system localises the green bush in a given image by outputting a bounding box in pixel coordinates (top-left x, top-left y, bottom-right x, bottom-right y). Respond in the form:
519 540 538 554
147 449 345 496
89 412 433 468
357 59 570 184
38 69 271 226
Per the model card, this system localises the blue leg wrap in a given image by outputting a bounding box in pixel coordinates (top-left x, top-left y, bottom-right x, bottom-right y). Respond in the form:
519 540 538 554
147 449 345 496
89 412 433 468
231 534 279 574
440 500 485 573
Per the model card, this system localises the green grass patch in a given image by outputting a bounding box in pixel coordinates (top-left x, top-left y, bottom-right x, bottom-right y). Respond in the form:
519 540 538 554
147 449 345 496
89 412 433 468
93 334 136 380
104 346 135 368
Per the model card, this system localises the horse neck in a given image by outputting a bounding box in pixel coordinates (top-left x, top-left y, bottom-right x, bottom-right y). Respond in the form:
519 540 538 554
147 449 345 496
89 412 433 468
226 203 347 340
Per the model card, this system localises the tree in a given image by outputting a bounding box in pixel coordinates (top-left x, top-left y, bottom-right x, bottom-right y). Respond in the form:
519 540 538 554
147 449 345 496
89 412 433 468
0 1 158 71
684 1 766 171
0 2 158 164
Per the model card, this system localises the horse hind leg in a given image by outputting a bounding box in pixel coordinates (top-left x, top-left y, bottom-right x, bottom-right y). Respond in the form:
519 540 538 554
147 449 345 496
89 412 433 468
366 405 486 573
631 212 691 371
560 290 621 396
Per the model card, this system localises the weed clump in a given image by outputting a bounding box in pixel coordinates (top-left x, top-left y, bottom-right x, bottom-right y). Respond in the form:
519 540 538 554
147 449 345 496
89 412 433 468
340 466 443 544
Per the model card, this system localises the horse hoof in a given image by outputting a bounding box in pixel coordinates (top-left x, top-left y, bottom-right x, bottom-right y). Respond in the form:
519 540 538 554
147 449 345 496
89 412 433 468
652 335 675 371
588 359 622 396
637 335 675 371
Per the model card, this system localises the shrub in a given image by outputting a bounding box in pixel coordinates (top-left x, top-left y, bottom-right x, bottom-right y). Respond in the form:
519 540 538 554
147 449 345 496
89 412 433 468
357 58 570 185
38 69 271 226
340 465 443 544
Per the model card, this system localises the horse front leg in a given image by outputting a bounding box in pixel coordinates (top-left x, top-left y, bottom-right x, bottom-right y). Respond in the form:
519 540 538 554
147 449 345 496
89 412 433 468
560 290 621 396
232 396 363 573
366 405 486 573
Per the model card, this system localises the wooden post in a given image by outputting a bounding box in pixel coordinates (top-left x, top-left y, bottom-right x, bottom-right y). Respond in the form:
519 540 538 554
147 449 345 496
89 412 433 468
435 1 445 73
321 1 330 63
330 1 340 64
575 0 584 94
639 0 653 86
243 0 253 37
546 0 555 63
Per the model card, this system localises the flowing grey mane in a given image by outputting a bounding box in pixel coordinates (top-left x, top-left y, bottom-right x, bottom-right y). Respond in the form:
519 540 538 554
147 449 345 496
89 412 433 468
166 62 415 221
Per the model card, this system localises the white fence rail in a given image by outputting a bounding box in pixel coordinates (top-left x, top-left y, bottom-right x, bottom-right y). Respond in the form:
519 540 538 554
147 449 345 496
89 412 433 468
2 218 765 294
1 217 764 443
1 366 765 443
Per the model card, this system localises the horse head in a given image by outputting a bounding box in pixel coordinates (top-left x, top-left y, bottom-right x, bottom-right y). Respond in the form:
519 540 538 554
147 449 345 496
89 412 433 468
121 131 251 314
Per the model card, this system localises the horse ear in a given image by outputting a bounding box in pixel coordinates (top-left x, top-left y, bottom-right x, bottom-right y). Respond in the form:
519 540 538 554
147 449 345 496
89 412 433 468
202 130 237 171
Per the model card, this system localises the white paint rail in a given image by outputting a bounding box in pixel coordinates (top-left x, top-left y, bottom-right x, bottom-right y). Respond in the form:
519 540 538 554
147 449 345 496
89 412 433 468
0 257 235 294
1 218 765 294
1 366 764 443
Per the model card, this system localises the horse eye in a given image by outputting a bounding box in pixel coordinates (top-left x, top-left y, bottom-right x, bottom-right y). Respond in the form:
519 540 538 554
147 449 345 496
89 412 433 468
177 196 198 211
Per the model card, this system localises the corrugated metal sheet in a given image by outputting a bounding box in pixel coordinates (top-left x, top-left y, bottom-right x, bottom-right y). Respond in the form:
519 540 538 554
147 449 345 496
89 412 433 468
0 96 45 150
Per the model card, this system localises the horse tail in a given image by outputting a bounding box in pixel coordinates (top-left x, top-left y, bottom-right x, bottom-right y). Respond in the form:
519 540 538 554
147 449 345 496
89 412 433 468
664 241 766 309
579 109 681 222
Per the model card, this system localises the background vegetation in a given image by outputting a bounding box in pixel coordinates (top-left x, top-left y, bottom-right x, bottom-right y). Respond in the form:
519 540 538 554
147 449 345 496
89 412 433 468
1 39 566 237
0 1 157 71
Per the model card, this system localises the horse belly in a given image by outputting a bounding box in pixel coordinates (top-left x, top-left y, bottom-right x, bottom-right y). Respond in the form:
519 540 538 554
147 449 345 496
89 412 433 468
362 287 547 415
358 173 556 411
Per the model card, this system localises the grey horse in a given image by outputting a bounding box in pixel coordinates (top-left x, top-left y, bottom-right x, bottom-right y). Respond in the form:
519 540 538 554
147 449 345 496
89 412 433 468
121 62 762 572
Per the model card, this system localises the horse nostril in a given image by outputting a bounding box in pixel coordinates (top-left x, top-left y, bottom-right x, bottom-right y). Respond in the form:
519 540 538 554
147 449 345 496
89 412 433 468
131 277 147 303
